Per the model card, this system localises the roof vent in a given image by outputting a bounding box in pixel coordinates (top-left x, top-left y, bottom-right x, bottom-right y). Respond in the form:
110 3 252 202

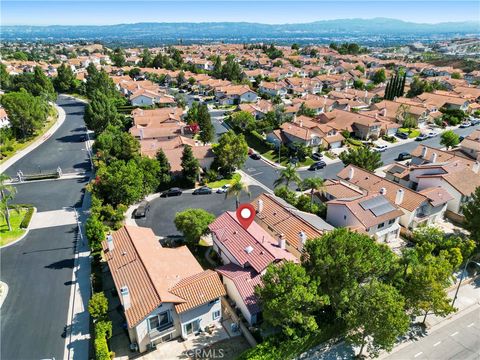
245 246 254 254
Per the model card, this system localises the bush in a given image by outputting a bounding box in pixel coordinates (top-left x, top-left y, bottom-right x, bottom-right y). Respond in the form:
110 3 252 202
346 138 363 147
88 292 108 320
86 215 105 252
96 320 112 339
382 135 397 143
20 206 34 229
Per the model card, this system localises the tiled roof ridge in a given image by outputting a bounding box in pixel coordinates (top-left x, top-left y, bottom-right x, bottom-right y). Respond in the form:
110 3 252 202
170 269 214 291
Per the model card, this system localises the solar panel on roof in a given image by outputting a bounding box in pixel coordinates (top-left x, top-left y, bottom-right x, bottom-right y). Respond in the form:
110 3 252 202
371 202 396 217
359 196 387 210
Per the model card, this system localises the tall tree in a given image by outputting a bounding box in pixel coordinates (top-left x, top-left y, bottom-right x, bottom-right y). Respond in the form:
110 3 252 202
225 179 250 209
155 149 172 189
212 56 222 79
440 130 460 150
84 91 122 134
256 262 328 339
136 156 161 195
140 48 152 67
0 63 11 90
54 63 77 93
197 104 214 144
212 131 248 176
181 145 200 187
93 125 140 163
174 208 215 245
274 164 302 188
339 146 383 172
0 174 16 231
463 186 480 249
372 68 386 84
301 177 325 206
110 48 126 67
345 280 409 358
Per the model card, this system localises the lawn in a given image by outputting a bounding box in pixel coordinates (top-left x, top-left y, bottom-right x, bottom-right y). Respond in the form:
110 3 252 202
398 128 421 138
0 208 28 246
206 173 241 188
0 107 58 164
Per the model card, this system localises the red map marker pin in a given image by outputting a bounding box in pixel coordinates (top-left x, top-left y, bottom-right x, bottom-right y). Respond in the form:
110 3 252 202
236 203 256 230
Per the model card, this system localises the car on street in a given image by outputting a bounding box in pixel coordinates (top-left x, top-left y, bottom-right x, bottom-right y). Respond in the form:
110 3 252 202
161 187 183 197
397 152 412 161
248 148 254 155
311 152 323 161
460 121 471 128
309 161 326 171
470 118 480 126
134 200 150 218
416 134 428 141
395 132 408 139
193 186 212 195
250 153 261 160
372 144 388 152
216 184 231 194
426 131 438 138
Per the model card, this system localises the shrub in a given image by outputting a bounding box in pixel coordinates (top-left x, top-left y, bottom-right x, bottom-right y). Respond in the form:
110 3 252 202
96 320 113 339
88 292 108 320
20 206 34 229
86 215 105 252
346 138 363 147
94 334 110 360
382 135 397 143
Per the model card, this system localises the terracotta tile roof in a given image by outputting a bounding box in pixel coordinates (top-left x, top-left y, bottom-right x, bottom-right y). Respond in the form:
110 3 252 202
418 187 454 207
103 226 218 328
337 165 428 212
170 270 226 314
209 211 297 273
411 145 476 168
216 263 262 315
323 179 364 199
460 130 480 152
251 193 330 251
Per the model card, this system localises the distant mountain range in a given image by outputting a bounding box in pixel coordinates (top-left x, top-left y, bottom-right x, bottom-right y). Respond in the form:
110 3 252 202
2 18 479 46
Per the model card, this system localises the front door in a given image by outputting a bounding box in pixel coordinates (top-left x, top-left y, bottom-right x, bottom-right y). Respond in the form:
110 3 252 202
184 319 200 336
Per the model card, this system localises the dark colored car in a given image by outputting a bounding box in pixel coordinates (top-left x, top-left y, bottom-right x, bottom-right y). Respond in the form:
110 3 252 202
250 153 261 160
134 200 150 218
396 132 409 140
161 187 183 197
471 119 480 126
311 152 323 161
397 152 412 161
309 161 327 171
193 186 212 195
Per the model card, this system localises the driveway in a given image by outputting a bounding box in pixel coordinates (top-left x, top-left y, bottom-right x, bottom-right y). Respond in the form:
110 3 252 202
0 95 91 360
135 186 264 237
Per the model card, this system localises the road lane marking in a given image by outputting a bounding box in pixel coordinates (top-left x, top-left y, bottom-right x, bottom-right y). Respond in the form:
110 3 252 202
433 341 441 347
414 352 423 358
450 331 459 337
467 323 474 328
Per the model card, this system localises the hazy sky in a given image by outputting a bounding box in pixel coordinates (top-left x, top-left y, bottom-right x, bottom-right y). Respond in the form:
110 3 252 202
2 1 479 26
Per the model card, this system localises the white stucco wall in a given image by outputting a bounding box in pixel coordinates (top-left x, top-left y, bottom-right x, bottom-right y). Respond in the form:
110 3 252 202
222 277 255 325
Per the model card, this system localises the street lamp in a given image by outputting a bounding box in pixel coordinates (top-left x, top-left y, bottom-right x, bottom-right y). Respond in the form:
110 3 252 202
451 259 480 307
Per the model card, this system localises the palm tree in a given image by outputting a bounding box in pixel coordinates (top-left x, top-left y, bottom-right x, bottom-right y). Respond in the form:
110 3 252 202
274 164 302 189
0 174 17 231
301 177 325 205
225 179 250 209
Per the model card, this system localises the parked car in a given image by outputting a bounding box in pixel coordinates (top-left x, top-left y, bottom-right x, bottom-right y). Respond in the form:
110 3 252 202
397 152 412 161
216 184 231 194
309 161 326 171
372 144 388 152
134 200 150 218
193 186 212 195
250 153 261 160
161 187 183 197
396 132 409 140
460 121 472 128
248 148 254 155
459 136 465 142
311 152 323 161
416 134 428 141
470 119 480 126
426 131 438 138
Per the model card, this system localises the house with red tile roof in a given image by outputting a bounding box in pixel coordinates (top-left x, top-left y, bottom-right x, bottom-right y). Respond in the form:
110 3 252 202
103 226 225 352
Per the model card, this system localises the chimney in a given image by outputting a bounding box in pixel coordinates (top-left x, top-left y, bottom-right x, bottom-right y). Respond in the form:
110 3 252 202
421 146 428 158
292 113 297 123
299 120 303 128
395 189 405 205
430 152 438 163
257 199 264 214
278 234 286 250
106 234 114 251
348 166 354 180
472 161 480 174
120 286 131 310
298 231 308 252
380 187 387 195
381 108 387 117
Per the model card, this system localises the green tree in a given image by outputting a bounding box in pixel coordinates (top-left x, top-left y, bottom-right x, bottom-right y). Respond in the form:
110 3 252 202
274 164 301 188
174 208 215 245
303 228 397 312
110 48 126 67
402 114 418 130
85 215 105 252
230 111 256 130
181 145 200 187
451 72 462 80
345 280 409 357
84 92 122 134
156 149 172 189
339 147 383 172
297 103 316 117
94 125 140 162
88 292 108 320
197 104 214 144
0 63 11 90
225 179 250 209
256 262 328 339
212 131 248 176
85 67 119 100
221 55 243 82
1 89 49 139
301 177 325 206
136 156 161 194
212 56 222 79
463 186 480 249
54 63 77 93
0 174 16 231
140 48 152 67
440 130 460 150
372 68 386 84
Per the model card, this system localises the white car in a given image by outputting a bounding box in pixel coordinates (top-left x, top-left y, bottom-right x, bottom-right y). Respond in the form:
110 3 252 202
216 184 231 194
426 131 438 138
372 144 388 152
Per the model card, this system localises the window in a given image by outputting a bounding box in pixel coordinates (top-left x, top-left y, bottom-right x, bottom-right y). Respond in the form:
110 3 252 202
388 219 395 225
148 311 171 331
343 215 347 220
378 222 385 229
148 316 159 330
212 310 221 320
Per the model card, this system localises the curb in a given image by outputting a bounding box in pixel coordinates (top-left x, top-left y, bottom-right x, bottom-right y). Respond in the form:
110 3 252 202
0 282 9 309
0 207 37 249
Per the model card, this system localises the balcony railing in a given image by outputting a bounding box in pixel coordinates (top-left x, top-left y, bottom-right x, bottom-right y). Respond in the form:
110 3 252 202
148 323 175 341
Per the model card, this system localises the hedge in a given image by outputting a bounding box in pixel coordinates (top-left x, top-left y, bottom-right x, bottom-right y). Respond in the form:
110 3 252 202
94 320 112 360
20 206 34 229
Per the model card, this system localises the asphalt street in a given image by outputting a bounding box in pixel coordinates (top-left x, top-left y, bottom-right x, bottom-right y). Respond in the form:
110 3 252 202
0 95 90 360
